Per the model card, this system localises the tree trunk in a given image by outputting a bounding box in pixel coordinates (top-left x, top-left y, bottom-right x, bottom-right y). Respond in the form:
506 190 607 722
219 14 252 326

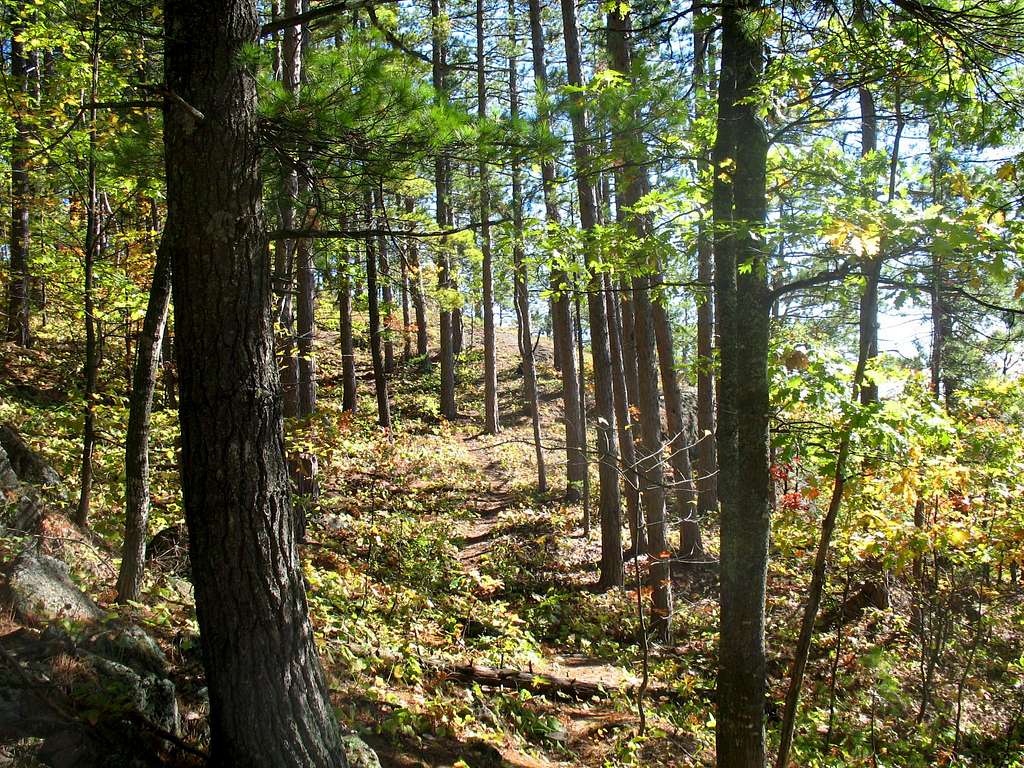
339 234 358 413
5 17 34 348
163 1 346 763
275 0 303 418
116 235 172 603
560 0 623 589
374 190 396 377
478 0 499 434
405 197 429 359
713 0 771 762
75 9 102 529
527 0 585 500
509 6 546 492
606 7 678 613
605 276 643 554
693 2 718 520
433 0 457 419
400 240 412 362
366 194 392 429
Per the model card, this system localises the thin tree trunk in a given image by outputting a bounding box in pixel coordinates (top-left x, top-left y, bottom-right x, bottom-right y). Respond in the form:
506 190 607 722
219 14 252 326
433 0 457 419
366 193 391 428
693 1 718 520
375 190 396 376
5 16 34 347
117 234 172 603
774 277 873 768
478 0 499 434
405 197 429 359
339 220 357 413
276 0 302 418
713 0 771 762
400 239 412 362
76 4 102 529
509 4 546 492
605 276 643 554
163 1 346 761
527 0 585 499
560 0 623 589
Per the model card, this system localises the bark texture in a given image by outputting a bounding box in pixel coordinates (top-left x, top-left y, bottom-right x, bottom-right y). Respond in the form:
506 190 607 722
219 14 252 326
6 18 34 348
163 1 346 763
713 0 771 762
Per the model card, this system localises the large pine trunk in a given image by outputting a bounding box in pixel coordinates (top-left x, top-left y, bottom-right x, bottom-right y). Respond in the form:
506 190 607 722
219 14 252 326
713 0 771 763
560 0 623 589
116 238 172 603
527 0 585 500
163 2 345 764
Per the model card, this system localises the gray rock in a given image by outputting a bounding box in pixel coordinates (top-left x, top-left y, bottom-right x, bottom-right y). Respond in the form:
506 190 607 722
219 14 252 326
77 654 179 736
0 426 61 488
89 623 168 676
341 734 382 768
2 552 104 626
0 445 19 491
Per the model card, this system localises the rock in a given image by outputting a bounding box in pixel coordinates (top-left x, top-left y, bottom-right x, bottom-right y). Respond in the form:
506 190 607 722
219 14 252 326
2 552 104 626
341 734 382 768
88 622 169 676
77 654 179 736
0 426 61 487
0 445 19 491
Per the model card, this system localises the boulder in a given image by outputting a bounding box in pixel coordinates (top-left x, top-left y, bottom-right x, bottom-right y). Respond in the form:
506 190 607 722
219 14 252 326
0 445 19 491
2 552 104 626
88 623 169 677
0 426 61 488
341 734 382 768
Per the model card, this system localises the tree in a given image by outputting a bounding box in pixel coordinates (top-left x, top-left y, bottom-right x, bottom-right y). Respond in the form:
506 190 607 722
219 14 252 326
163 1 346 763
5 10 35 348
116 234 172 603
527 0 586 501
712 0 771 761
479 0 499 434
559 0 623 588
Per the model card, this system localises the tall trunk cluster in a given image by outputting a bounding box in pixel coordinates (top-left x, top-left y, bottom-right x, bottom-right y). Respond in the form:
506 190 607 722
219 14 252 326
527 0 586 501
559 0 623 588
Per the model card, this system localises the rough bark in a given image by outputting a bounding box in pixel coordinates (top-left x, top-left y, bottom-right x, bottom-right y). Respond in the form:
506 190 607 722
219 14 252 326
713 0 771 763
560 0 623 588
116 236 172 604
163 1 346 763
527 0 585 500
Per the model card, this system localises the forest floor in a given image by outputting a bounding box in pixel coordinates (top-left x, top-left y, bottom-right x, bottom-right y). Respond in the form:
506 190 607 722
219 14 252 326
0 317 1022 766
